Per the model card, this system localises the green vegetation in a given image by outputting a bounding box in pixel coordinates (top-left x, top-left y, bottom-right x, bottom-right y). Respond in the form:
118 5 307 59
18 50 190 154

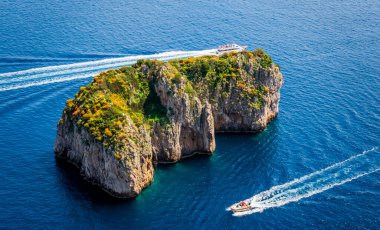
64 66 151 146
143 82 169 125
169 48 274 106
62 48 277 147
252 48 272 68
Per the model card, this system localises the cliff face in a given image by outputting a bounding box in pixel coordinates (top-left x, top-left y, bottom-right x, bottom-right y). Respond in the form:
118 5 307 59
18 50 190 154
146 65 215 162
211 67 282 132
54 49 283 198
55 113 153 198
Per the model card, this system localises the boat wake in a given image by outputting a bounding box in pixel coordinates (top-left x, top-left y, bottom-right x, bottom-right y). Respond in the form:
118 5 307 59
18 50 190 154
227 147 379 216
0 49 217 92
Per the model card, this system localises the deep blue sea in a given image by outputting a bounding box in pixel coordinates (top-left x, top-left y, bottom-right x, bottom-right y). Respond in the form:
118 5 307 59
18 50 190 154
0 0 379 229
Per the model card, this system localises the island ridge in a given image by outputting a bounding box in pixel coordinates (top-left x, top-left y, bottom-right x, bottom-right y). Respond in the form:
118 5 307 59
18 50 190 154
54 48 283 198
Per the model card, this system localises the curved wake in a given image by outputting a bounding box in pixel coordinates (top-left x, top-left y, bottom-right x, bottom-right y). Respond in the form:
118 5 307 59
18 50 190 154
0 49 217 92
227 147 379 216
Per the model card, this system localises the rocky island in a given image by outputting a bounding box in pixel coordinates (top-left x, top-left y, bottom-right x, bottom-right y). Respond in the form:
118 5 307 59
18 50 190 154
54 48 283 198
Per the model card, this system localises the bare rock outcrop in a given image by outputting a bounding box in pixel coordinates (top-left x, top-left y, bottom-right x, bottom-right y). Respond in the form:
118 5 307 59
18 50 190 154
212 66 283 132
149 65 215 162
54 49 283 198
55 113 153 198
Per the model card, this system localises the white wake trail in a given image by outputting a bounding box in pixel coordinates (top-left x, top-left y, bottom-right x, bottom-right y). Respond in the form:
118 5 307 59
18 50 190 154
0 49 217 92
227 147 379 216
0 72 99 92
0 60 136 84
0 50 216 78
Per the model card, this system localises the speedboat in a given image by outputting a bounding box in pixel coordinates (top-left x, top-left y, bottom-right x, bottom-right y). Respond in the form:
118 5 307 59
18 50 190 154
216 44 247 54
230 201 252 212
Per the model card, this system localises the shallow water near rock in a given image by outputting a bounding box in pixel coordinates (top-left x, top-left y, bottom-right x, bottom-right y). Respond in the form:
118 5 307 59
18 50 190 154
0 0 379 229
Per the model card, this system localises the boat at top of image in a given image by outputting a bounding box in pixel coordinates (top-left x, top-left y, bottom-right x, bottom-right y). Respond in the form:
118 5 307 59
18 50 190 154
216 44 247 54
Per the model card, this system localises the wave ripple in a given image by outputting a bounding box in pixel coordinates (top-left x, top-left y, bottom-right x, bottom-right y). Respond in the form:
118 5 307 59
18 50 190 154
227 147 380 216
0 49 217 92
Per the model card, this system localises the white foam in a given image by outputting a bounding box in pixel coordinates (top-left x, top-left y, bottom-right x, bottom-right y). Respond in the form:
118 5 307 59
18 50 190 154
0 49 216 77
0 60 135 84
0 72 98 92
228 147 379 216
0 49 217 91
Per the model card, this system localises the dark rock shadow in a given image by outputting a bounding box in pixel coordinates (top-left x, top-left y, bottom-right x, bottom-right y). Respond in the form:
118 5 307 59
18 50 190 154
55 117 280 202
55 157 132 204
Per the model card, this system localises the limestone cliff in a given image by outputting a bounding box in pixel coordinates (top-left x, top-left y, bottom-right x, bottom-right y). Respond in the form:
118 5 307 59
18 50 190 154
55 112 153 198
144 64 215 162
54 48 283 198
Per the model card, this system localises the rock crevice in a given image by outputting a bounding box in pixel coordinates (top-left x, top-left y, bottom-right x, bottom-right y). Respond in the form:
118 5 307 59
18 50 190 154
54 50 283 198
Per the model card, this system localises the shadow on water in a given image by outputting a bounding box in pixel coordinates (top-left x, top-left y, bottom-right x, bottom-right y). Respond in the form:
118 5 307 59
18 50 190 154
54 117 281 210
156 154 212 169
54 157 131 205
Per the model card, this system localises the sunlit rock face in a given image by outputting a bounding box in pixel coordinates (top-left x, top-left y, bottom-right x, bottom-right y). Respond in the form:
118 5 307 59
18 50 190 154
54 49 283 198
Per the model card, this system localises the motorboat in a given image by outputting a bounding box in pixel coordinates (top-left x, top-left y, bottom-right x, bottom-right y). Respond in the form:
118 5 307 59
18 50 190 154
216 44 247 54
230 201 252 212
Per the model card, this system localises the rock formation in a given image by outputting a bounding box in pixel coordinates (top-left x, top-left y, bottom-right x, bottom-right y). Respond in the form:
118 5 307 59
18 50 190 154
54 49 283 198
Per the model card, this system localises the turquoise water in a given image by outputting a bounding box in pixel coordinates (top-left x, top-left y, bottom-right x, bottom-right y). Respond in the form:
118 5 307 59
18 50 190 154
0 0 379 229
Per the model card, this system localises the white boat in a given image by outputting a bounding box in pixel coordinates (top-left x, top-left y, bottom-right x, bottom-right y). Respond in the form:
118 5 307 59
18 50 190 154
216 44 247 54
230 201 252 212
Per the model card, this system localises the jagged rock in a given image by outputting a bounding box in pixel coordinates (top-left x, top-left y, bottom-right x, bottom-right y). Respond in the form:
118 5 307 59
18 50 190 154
212 66 283 132
150 66 215 162
54 49 283 198
55 113 153 198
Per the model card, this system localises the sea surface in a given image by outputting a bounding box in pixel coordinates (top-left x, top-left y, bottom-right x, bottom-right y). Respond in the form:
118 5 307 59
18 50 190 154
0 0 379 229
